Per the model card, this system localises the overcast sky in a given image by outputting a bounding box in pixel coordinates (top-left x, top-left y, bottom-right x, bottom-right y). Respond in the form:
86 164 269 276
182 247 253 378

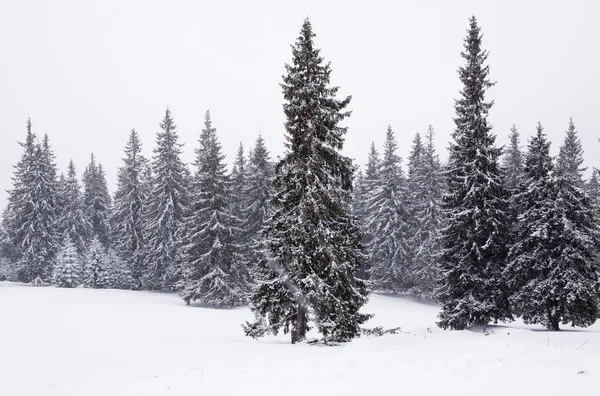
1 0 599 208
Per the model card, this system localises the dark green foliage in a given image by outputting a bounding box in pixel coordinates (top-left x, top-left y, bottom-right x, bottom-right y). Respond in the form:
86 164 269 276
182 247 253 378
83 155 112 248
244 19 370 343
505 122 600 330
437 16 512 329
366 126 412 292
179 111 248 307
143 109 189 290
112 129 150 289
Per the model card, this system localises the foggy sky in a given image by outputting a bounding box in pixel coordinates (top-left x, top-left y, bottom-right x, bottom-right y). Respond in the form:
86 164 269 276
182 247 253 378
1 0 599 209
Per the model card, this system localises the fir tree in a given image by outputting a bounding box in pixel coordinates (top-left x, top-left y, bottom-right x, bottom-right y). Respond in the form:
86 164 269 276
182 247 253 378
230 142 248 222
59 160 92 257
52 235 81 288
366 126 412 292
244 19 370 343
104 248 135 290
14 123 60 283
83 237 109 288
243 134 275 271
556 119 586 186
359 142 382 277
112 129 150 289
408 126 443 296
83 155 112 248
505 123 600 330
437 16 512 330
585 168 600 207
502 125 524 191
179 111 248 307
143 109 189 290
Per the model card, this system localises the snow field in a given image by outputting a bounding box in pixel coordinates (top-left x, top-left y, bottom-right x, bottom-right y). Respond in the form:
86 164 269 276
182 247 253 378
0 282 597 395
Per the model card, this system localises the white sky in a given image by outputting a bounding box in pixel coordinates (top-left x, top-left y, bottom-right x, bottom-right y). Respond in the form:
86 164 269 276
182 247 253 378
1 0 599 209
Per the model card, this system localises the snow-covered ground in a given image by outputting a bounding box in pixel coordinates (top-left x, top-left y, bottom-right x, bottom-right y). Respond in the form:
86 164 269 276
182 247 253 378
1 282 598 395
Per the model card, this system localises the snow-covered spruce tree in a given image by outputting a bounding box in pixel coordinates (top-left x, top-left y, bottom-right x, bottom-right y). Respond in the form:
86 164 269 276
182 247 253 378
357 142 382 278
243 134 275 271
83 237 109 288
366 125 412 292
436 16 512 330
111 129 150 289
179 111 248 307
244 19 370 343
83 155 112 248
585 169 600 207
556 119 586 187
59 160 92 257
4 119 38 264
143 109 189 290
230 142 248 222
103 248 134 289
52 235 81 288
407 126 443 296
0 222 17 281
502 125 524 191
505 122 599 330
12 124 60 284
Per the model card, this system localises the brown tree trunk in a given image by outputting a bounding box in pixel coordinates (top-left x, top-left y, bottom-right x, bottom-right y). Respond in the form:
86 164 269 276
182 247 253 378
291 305 308 344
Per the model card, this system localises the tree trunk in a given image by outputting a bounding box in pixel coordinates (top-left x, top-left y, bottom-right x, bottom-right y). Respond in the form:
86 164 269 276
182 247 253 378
547 310 560 331
291 305 308 344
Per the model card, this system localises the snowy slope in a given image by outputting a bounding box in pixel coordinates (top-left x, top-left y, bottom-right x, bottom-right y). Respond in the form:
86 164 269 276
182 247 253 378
0 281 598 395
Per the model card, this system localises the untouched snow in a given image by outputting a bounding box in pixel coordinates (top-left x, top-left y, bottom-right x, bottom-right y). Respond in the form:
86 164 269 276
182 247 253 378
1 282 598 395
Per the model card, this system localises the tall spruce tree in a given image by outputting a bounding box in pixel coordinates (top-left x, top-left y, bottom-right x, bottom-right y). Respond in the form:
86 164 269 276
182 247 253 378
230 142 248 222
243 134 275 270
366 126 412 292
408 126 443 296
556 119 586 186
586 169 600 206
502 125 524 191
437 16 511 329
112 129 150 289
359 142 382 277
59 160 92 257
179 111 248 307
143 109 189 290
505 123 599 330
10 122 60 283
244 19 370 343
83 155 112 248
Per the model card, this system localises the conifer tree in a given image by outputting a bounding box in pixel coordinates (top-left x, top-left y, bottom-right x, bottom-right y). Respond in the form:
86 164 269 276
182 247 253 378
244 19 370 343
556 119 586 186
104 248 135 289
52 235 81 288
437 17 512 329
83 155 112 248
408 126 443 296
112 129 150 289
366 126 412 292
502 125 524 191
59 160 92 257
230 142 248 222
179 111 247 307
12 123 60 283
505 122 599 330
586 169 600 207
83 237 109 288
359 142 382 276
243 134 275 270
143 109 189 290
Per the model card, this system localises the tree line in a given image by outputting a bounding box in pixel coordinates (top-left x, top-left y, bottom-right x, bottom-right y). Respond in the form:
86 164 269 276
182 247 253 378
1 16 599 342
